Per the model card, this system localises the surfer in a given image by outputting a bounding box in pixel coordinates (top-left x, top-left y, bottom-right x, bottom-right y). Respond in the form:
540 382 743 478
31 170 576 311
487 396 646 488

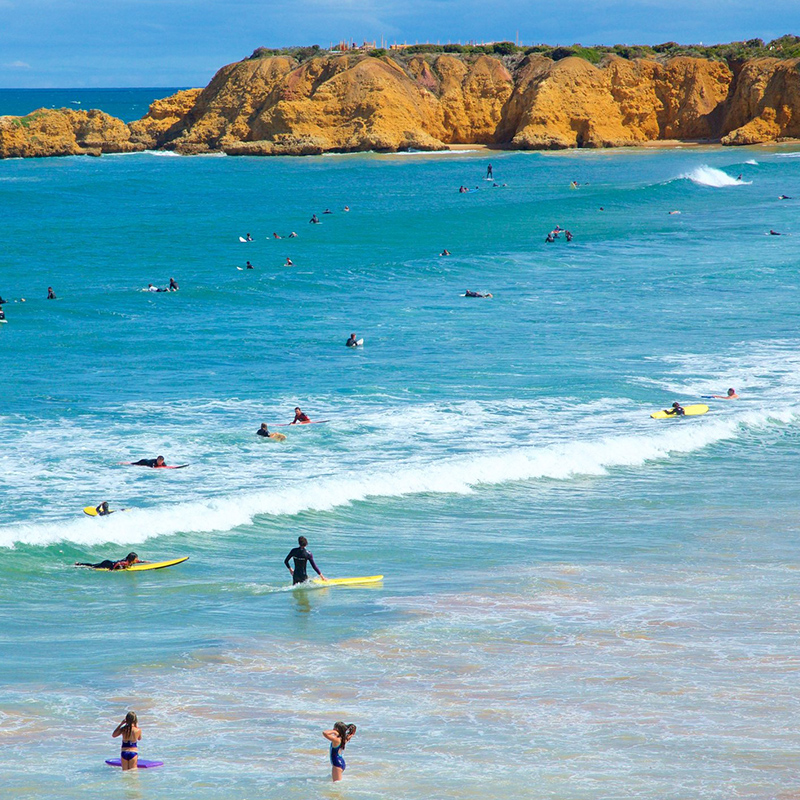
464 290 492 298
545 233 555 243
257 423 275 438
0 307 5 321
47 287 56 299
131 456 167 468
323 722 356 782
769 230 782 236
75 552 141 570
779 195 793 200
273 232 282 239
666 402 685 417
711 388 739 399
112 712 142 771
440 249 451 256
310 214 320 224
246 261 254 269
323 209 333 214
246 233 253 242
486 164 493 179
346 333 360 347
96 501 112 516
343 206 350 212
284 536 326 584
0 296 7 304
565 231 573 242
169 278 179 291
288 231 298 238
291 407 311 424
285 258 294 266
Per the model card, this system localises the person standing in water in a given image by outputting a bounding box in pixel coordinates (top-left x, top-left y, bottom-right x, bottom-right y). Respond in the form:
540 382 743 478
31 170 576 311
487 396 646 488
284 536 326 584
112 712 142 770
323 722 357 782
486 164 493 179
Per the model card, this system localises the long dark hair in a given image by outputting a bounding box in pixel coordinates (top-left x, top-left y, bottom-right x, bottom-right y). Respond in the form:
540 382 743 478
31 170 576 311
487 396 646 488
333 721 356 750
122 711 137 739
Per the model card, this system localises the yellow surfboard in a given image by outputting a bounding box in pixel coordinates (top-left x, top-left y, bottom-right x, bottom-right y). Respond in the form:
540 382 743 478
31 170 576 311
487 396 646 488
125 557 189 572
650 404 709 419
311 575 383 587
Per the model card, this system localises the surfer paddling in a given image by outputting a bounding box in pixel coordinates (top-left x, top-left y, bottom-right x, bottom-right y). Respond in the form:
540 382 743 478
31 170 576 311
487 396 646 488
665 402 686 417
75 552 141 570
130 456 167 468
256 423 286 441
711 388 739 399
284 536 326 584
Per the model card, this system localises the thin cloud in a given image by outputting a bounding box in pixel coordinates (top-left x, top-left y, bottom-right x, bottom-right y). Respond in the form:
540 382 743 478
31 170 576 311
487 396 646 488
4 60 31 69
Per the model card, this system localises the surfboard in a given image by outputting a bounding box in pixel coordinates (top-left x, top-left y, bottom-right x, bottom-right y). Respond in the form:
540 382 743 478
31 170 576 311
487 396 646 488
311 575 384 587
125 557 189 572
106 758 164 768
118 462 189 469
238 236 250 243
273 420 329 427
0 319 7 324
346 339 364 347
650 404 709 419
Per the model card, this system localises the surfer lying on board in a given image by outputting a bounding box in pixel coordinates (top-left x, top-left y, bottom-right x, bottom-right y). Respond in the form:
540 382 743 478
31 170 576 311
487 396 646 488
711 388 739 399
75 552 141 570
132 456 167 468
256 423 285 440
292 407 311 424
284 536 326 584
665 402 685 416
465 290 492 298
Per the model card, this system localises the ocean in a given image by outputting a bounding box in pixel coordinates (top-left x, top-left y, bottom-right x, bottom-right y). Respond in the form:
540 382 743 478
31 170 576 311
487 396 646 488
2 106 800 799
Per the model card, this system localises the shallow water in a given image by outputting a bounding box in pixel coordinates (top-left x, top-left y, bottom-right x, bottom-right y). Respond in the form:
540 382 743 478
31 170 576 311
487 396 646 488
2 133 800 799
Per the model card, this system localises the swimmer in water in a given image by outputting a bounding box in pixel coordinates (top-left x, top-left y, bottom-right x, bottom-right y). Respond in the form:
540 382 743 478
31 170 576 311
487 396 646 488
769 230 782 236
779 195 792 200
284 536 326 584
285 258 293 266
440 249 451 256
112 712 142 770
545 233 555 243
47 286 56 299
310 214 320 224
323 209 333 214
169 278 179 291
288 231 298 238
711 388 739 399
323 722 356 782
76 552 141 570
291 407 311 424
346 333 360 347
273 232 282 239
343 206 350 212
246 261 254 269
565 231 573 242
464 290 492 298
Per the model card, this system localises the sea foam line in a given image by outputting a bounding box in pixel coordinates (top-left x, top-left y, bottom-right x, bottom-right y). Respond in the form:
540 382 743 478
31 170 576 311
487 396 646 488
1 409 789 549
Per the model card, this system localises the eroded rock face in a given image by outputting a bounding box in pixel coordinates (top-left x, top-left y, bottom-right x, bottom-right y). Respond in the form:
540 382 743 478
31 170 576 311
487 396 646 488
4 53 800 159
0 108 141 158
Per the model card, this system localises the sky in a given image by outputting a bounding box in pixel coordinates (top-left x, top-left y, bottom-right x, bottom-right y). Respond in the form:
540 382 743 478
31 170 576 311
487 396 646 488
1 0 799 88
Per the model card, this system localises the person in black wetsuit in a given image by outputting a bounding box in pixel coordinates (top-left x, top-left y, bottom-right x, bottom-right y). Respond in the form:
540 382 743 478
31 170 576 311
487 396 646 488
257 423 271 437
284 536 326 584
47 287 56 299
666 402 685 417
75 552 141 570
169 277 179 291
132 456 166 467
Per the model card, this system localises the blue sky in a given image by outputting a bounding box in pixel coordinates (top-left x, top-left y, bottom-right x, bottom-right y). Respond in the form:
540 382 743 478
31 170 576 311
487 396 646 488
1 0 799 88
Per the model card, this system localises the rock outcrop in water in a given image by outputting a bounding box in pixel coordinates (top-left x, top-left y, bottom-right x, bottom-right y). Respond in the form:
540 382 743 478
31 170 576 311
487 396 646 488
4 52 800 158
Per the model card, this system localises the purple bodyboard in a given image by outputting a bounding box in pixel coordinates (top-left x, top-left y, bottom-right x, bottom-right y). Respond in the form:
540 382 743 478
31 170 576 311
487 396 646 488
105 758 164 768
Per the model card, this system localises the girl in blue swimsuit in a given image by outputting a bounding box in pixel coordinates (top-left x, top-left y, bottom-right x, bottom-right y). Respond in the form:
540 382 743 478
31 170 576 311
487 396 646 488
112 712 142 770
323 721 356 782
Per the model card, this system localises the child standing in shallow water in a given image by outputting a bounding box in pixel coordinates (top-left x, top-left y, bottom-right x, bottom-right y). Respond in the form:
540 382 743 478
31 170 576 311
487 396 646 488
112 712 142 770
323 722 356 782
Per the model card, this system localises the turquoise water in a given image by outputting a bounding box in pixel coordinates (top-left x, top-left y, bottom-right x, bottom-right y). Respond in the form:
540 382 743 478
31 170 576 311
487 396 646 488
0 88 184 122
3 140 800 799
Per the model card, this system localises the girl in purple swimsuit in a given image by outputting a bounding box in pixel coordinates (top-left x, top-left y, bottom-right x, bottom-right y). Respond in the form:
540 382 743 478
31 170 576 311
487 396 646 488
323 721 356 782
112 712 142 770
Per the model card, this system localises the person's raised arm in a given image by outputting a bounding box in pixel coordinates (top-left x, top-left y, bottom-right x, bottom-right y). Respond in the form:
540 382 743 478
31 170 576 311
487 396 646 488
112 722 125 738
323 730 340 743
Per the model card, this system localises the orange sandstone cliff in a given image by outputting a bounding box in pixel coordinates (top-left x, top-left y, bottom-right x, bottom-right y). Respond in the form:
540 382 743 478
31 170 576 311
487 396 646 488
4 53 800 159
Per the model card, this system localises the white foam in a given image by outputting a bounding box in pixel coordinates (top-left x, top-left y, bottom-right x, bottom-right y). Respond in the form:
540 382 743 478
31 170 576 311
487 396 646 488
1 409 787 549
681 165 751 187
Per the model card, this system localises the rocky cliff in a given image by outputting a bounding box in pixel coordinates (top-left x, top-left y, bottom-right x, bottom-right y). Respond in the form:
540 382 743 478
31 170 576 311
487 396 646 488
4 52 800 159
